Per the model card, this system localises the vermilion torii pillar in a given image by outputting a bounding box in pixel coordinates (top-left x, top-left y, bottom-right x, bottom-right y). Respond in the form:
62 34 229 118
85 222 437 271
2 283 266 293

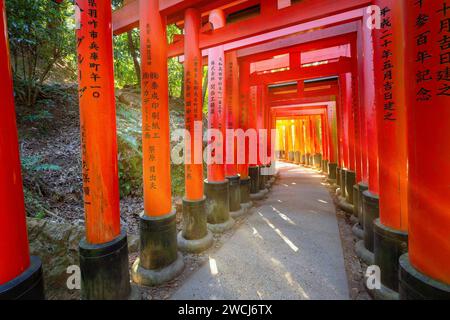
131 0 184 286
0 0 44 300
177 8 213 254
399 0 450 299
75 0 132 300
257 85 269 193
370 0 409 299
337 73 357 214
312 115 323 169
353 10 372 244
356 6 380 267
238 60 253 209
204 9 234 233
225 51 246 217
248 86 266 200
327 100 339 181
294 119 302 164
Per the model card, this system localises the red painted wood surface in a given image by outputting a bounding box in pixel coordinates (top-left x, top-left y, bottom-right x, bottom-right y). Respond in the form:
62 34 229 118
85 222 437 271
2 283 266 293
363 8 379 194
225 51 240 177
373 0 408 231
76 0 121 244
207 10 227 182
184 8 204 200
238 61 250 178
140 0 172 216
0 0 31 285
404 0 450 285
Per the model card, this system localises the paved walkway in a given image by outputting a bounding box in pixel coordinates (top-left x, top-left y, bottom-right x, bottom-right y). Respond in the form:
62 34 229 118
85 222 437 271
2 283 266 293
171 162 349 300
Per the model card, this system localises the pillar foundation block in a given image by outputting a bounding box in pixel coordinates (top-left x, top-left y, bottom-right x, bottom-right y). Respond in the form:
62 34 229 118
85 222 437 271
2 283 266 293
178 197 213 253
205 179 231 223
131 212 184 286
208 217 235 234
373 218 408 300
362 190 379 254
355 239 375 265
344 170 356 205
239 176 253 210
313 153 322 169
250 189 268 201
336 167 341 187
227 175 243 215
301 154 306 164
356 182 369 228
339 168 347 199
294 151 301 164
259 167 267 191
399 254 450 300
177 230 213 254
79 230 132 299
338 195 354 215
249 166 260 194
352 223 364 240
328 162 337 182
0 256 45 300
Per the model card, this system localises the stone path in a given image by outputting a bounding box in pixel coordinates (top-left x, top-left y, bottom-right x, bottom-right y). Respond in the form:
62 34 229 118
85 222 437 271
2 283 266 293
171 162 349 300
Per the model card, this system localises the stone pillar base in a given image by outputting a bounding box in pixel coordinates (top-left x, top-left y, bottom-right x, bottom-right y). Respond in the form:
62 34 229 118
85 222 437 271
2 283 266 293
399 253 450 299
205 179 232 227
339 168 347 199
259 166 267 191
352 223 364 240
301 154 306 164
362 190 379 254
328 162 337 182
227 175 242 214
249 166 260 194
177 230 213 254
356 182 369 227
288 151 294 162
239 176 252 209
131 212 184 287
355 239 374 265
313 153 322 169
338 195 354 214
373 219 408 299
294 151 301 164
208 217 235 233
336 167 342 186
250 188 268 201
178 197 213 253
344 170 356 205
0 256 45 300
79 230 133 299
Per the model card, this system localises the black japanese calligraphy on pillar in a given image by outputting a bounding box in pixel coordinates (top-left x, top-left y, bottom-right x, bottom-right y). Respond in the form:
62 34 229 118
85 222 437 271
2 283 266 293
379 5 396 121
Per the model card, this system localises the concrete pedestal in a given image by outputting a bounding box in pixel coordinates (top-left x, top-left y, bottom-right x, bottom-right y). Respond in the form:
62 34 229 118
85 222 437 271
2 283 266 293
132 212 184 286
80 230 133 299
178 197 213 253
399 254 450 300
0 256 45 300
372 219 408 300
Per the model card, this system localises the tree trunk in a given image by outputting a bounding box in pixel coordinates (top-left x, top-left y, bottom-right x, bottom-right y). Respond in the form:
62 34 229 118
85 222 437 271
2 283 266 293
127 30 141 85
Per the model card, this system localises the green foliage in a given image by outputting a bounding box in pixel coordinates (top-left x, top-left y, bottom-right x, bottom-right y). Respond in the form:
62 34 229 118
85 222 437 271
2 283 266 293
21 155 61 219
6 0 76 107
116 104 143 197
167 25 183 98
21 155 62 173
114 30 140 88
